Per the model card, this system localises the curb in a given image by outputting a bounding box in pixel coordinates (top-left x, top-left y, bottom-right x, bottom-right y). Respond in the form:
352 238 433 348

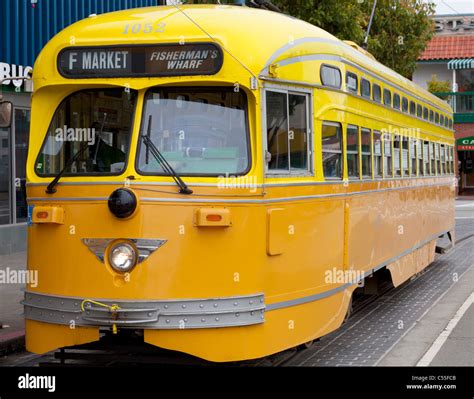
0 329 25 356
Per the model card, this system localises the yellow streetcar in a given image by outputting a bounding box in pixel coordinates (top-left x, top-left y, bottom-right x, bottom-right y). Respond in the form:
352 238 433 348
22 4 455 362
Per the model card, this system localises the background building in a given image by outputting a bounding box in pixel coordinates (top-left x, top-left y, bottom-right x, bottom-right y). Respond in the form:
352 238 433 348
0 0 157 254
413 13 474 196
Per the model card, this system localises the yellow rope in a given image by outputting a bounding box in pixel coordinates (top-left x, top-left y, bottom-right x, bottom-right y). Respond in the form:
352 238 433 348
81 299 121 334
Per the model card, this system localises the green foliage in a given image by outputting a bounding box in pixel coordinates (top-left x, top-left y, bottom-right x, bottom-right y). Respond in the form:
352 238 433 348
272 0 435 78
273 0 366 44
427 75 451 94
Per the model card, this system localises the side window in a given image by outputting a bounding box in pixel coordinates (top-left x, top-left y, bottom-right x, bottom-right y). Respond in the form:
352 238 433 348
410 101 416 115
373 84 381 103
402 136 409 176
435 143 441 174
449 118 453 129
393 93 401 109
347 125 359 178
394 134 401 176
440 115 445 127
361 78 371 98
449 147 457 175
430 142 435 175
322 122 343 179
446 146 450 174
402 97 409 113
440 144 446 175
429 110 434 122
321 65 342 89
410 138 416 176
266 91 289 171
374 130 383 178
361 128 372 179
288 94 310 171
435 112 439 125
417 104 422 118
417 139 423 176
266 91 310 173
346 72 358 94
383 133 393 177
423 141 430 175
423 107 428 120
383 89 392 106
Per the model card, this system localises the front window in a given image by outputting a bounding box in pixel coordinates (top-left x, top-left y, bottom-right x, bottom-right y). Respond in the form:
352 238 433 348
137 88 249 176
36 88 136 175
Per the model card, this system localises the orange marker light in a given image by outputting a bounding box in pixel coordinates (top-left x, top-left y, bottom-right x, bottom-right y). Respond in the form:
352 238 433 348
37 211 49 219
206 214 222 222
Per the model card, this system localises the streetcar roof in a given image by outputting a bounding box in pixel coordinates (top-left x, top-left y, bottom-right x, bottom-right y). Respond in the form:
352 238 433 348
33 4 451 113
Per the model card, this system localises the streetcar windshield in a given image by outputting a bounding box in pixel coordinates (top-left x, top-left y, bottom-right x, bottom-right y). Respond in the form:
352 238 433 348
35 88 136 176
137 88 250 176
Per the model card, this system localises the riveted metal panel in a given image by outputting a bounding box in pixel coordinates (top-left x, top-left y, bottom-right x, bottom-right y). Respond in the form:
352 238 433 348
23 291 266 329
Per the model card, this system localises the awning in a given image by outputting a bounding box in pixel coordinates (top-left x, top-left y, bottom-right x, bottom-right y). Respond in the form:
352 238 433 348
448 58 474 70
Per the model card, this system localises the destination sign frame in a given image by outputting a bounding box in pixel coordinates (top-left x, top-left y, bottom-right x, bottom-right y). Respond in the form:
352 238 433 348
57 43 224 79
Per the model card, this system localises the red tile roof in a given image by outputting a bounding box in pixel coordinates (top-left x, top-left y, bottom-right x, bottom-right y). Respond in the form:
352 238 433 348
419 35 474 60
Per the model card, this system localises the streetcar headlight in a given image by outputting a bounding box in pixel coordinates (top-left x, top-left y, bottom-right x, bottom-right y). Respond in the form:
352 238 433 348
108 242 137 273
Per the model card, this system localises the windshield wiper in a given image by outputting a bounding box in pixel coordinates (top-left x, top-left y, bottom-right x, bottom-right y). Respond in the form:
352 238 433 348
45 113 107 194
141 115 193 195
45 143 89 194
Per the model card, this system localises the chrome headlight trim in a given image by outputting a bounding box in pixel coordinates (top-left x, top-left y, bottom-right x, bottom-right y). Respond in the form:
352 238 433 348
82 238 167 264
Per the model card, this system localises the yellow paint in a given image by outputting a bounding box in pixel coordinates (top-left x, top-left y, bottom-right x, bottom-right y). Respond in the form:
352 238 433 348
25 5 455 361
266 208 287 256
25 320 99 354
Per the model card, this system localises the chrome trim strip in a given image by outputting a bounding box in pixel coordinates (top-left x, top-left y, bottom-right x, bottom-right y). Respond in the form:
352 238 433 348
23 292 265 329
26 175 455 189
27 182 126 187
27 181 229 187
140 182 453 204
27 181 454 204
264 176 454 187
28 197 109 202
266 228 452 311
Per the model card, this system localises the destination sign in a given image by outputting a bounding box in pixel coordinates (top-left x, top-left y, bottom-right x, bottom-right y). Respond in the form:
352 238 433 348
57 43 223 78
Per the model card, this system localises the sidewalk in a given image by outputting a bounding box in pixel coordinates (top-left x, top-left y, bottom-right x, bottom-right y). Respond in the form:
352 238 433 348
378 265 473 366
0 252 26 355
